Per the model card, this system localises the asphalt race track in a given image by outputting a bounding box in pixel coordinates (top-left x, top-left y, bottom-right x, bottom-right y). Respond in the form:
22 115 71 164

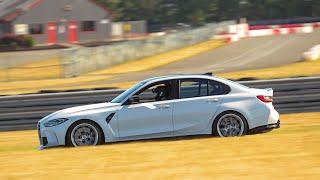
106 30 320 84
1 76 320 131
1 31 320 131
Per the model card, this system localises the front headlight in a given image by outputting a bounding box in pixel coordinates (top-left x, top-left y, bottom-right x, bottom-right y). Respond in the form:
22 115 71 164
44 118 69 127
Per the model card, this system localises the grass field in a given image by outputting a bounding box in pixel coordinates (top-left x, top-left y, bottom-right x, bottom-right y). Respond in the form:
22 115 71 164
0 39 225 95
1 60 320 96
0 58 62 81
0 112 319 179
0 40 319 95
89 39 225 75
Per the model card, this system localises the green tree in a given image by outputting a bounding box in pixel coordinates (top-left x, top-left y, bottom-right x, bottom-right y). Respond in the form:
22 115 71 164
97 0 320 27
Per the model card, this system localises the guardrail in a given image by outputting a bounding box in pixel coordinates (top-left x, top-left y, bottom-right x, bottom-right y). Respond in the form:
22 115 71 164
1 76 320 131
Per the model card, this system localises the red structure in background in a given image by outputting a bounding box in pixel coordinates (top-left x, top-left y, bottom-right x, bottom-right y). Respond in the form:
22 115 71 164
47 22 57 45
68 21 78 43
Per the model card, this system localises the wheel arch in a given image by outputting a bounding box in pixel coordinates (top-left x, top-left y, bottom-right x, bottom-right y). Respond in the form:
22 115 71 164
211 110 249 134
65 119 105 146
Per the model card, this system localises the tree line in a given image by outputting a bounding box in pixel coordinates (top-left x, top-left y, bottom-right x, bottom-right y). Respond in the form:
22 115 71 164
97 0 320 27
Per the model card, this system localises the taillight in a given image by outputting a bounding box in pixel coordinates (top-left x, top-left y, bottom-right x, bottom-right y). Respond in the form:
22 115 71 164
257 95 273 103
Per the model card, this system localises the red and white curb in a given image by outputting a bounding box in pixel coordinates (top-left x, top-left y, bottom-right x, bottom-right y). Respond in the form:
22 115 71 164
214 22 320 43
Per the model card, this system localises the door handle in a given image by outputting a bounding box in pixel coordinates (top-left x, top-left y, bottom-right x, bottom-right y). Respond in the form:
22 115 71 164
207 98 219 102
158 104 170 109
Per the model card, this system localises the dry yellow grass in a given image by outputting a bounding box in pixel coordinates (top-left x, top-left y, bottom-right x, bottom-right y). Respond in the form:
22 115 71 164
0 112 319 179
0 58 62 81
1 43 319 95
0 75 112 95
0 39 225 95
0 68 5 81
89 39 226 75
218 59 320 80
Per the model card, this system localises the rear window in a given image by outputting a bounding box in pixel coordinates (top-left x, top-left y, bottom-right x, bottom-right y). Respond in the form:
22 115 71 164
208 80 230 95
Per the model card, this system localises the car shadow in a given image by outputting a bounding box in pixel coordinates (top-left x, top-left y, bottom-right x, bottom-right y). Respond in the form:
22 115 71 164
107 134 214 146
45 131 273 150
107 128 276 146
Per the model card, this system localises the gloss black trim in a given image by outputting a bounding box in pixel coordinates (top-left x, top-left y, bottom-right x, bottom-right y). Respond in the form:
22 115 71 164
106 113 116 124
249 120 280 134
42 137 48 146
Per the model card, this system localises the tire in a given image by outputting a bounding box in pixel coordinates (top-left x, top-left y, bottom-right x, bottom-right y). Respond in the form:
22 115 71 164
66 120 104 147
212 111 248 137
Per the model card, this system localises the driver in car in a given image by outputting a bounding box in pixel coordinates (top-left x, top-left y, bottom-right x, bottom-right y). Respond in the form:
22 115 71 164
153 85 171 101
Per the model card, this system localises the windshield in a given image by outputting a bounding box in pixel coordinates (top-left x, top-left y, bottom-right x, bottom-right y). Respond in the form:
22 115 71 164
110 82 145 103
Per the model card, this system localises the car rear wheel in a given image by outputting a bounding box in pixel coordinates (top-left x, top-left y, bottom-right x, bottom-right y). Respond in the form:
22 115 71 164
213 112 248 137
66 120 104 147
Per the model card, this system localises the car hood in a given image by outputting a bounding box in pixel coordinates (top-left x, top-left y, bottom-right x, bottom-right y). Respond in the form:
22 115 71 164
40 102 120 122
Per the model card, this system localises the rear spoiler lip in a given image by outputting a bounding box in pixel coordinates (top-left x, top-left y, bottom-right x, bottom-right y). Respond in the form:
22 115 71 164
248 87 274 96
265 88 273 96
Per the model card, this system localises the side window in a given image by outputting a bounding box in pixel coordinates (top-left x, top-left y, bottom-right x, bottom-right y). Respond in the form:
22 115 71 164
208 80 230 95
134 81 172 103
180 79 208 98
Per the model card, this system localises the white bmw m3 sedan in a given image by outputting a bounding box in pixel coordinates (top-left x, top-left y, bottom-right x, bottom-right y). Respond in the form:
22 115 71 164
38 74 280 148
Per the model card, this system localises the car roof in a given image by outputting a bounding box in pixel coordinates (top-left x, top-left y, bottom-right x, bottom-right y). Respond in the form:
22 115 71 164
141 74 219 83
140 74 249 92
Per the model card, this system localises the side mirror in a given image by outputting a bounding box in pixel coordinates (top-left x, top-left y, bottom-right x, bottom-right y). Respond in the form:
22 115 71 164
129 95 140 104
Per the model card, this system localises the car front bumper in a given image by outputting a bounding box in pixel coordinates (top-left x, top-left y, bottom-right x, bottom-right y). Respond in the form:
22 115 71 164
38 122 61 149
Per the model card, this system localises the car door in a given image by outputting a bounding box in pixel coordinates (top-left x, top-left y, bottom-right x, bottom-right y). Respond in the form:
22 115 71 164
173 78 229 136
117 81 174 140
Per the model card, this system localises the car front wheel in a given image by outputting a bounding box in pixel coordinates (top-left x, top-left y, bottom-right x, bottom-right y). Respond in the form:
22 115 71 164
213 112 248 137
66 120 104 147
